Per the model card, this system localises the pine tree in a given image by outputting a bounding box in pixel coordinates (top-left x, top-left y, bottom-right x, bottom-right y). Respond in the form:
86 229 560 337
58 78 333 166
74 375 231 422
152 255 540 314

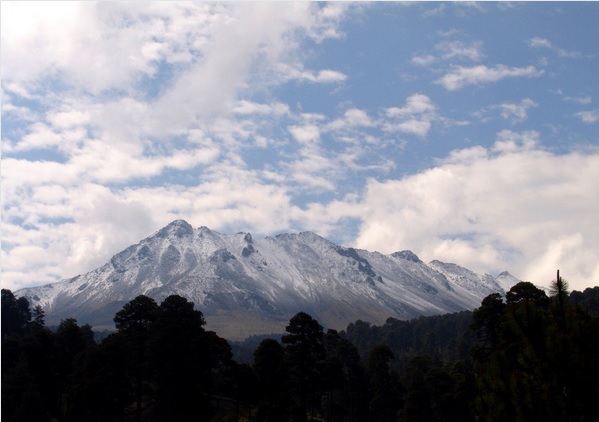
282 312 325 421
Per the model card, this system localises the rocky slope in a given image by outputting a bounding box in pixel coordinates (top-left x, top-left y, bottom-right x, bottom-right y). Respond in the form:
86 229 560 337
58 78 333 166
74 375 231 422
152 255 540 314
18 220 519 339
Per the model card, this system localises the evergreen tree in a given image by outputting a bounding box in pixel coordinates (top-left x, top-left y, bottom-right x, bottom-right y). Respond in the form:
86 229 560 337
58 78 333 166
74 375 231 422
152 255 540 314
399 355 434 422
471 293 506 357
2 289 32 339
253 338 290 421
550 269 569 331
320 329 369 422
66 334 130 421
148 295 228 421
114 295 160 422
368 345 400 422
282 312 325 421
32 305 46 328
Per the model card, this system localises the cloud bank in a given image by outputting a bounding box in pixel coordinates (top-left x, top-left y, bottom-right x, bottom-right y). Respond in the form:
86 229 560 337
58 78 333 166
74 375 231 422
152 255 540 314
2 3 598 294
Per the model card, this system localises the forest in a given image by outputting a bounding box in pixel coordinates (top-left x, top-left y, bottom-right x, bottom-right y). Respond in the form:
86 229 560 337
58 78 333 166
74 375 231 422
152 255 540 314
2 274 599 422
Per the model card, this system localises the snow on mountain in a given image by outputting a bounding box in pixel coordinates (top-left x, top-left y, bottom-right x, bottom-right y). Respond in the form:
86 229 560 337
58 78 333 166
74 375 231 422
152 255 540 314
17 220 520 339
496 271 523 292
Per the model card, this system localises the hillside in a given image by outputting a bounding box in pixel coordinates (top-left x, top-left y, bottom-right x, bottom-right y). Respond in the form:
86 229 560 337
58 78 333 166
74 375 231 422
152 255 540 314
18 220 518 339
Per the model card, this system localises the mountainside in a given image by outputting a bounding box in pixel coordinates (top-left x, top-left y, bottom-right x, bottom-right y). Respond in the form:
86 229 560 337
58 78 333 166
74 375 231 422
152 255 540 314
17 220 519 339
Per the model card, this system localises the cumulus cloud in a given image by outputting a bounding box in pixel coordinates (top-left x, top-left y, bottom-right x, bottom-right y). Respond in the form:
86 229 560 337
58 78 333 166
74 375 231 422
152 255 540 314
326 108 374 131
1 168 305 290
353 133 599 291
4 125 598 293
2 3 597 296
1 2 355 290
383 94 437 137
436 64 544 90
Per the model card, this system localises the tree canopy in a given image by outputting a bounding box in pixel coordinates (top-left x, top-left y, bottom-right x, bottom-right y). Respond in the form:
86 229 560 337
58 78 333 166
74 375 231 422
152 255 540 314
3 276 598 421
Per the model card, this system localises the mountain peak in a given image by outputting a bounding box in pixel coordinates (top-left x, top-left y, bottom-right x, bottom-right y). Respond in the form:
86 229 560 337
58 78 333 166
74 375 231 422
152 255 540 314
18 224 519 339
391 250 422 263
155 219 193 238
496 271 521 291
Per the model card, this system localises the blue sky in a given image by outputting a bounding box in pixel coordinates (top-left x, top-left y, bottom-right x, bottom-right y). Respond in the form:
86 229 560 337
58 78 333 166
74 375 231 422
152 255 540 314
2 2 598 292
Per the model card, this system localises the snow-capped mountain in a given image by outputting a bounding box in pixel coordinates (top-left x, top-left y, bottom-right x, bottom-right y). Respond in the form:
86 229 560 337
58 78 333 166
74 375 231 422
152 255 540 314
17 220 520 339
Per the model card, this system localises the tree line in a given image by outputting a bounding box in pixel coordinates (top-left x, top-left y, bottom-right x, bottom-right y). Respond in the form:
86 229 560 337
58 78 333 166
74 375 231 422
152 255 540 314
2 274 598 421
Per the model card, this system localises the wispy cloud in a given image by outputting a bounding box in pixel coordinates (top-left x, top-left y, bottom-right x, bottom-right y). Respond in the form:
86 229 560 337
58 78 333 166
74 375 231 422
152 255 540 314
476 98 538 124
278 65 348 83
529 37 552 48
436 64 544 90
411 54 436 67
575 109 599 124
437 40 484 61
564 95 592 105
412 40 483 66
528 36 583 58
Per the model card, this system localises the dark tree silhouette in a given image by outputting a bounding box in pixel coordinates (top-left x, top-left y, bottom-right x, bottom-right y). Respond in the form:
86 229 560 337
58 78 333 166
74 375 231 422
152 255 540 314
471 293 506 354
114 295 160 422
114 294 159 333
368 345 400 422
505 281 548 307
148 295 228 421
2 289 32 339
253 338 289 421
282 312 325 421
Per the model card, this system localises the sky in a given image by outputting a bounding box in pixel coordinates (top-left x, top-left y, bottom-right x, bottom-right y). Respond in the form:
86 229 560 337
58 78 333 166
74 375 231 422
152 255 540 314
2 2 598 293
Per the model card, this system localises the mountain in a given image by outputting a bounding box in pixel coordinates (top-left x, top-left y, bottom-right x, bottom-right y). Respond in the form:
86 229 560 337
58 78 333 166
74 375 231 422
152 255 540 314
17 220 520 340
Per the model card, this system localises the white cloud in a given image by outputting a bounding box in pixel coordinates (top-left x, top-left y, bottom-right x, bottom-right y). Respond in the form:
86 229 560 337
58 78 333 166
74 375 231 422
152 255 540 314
289 124 321 145
491 129 540 153
286 121 339 191
276 64 348 84
383 94 437 137
474 99 538 125
2 2 347 129
326 108 374 131
423 3 446 17
437 40 484 61
412 40 483 67
352 134 599 291
498 98 537 123
1 168 306 290
528 36 583 59
411 54 436 66
392 120 432 138
311 69 348 83
575 109 599 124
0 3 359 291
529 37 552 48
564 95 592 105
2 3 597 297
436 64 544 90
386 94 436 117
233 100 290 116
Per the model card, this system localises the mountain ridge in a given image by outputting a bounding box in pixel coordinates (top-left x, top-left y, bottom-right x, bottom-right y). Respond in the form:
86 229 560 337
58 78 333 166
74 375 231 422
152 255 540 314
17 220 520 339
